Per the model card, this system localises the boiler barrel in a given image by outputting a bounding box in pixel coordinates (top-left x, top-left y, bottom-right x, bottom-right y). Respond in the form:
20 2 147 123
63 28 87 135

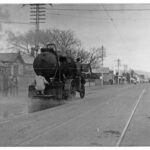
33 52 58 78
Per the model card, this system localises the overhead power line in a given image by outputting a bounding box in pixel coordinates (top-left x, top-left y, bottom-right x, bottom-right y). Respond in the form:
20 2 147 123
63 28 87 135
102 5 132 53
47 12 150 22
47 12 109 21
0 20 33 25
102 5 124 41
48 8 150 12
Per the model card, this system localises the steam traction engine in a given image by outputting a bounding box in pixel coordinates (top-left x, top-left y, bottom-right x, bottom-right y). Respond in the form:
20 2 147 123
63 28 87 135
28 44 85 112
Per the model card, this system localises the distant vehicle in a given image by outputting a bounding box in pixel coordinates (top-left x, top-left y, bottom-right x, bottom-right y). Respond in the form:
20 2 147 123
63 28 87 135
103 73 114 85
130 78 137 84
143 79 149 83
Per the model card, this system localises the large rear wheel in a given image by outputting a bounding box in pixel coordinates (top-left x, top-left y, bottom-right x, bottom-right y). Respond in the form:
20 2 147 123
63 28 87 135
70 79 76 98
80 84 85 99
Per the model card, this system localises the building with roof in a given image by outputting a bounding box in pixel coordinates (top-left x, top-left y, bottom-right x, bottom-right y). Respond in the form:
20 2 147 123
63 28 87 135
0 52 35 92
0 52 34 76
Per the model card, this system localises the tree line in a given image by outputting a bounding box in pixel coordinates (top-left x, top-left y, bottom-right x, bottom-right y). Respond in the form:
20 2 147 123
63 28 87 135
6 28 105 69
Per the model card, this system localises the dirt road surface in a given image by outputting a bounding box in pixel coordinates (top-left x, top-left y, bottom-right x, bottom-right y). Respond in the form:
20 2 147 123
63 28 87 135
0 84 149 146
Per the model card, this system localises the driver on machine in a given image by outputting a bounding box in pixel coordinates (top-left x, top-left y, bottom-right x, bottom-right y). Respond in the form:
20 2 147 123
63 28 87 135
46 43 55 53
35 73 49 95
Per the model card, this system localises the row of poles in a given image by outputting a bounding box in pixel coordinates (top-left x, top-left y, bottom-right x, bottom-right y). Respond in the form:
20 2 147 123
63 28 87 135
100 48 128 85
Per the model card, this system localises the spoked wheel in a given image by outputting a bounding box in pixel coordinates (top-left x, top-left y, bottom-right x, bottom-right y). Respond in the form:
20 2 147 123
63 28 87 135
80 84 85 99
63 79 76 100
70 80 76 98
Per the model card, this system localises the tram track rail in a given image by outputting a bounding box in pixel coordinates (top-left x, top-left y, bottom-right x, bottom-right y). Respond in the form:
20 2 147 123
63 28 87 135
0 111 28 125
116 88 146 146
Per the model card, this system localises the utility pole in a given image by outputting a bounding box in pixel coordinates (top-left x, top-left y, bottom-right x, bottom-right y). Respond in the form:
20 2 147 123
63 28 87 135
123 64 127 73
101 45 106 67
100 45 106 86
117 58 121 84
30 4 46 56
101 45 104 67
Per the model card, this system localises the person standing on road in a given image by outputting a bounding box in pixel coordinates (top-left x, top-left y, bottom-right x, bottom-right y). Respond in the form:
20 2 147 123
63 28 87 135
9 75 13 96
2 71 9 96
13 75 18 96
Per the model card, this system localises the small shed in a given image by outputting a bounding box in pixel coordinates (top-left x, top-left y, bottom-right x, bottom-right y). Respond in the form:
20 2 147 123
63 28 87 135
0 53 24 76
0 62 8 92
0 52 34 76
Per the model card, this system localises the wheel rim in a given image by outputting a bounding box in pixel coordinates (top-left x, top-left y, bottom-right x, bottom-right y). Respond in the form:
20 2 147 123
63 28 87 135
80 85 85 98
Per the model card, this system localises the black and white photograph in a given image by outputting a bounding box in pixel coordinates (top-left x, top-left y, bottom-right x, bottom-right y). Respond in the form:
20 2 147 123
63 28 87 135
0 1 150 147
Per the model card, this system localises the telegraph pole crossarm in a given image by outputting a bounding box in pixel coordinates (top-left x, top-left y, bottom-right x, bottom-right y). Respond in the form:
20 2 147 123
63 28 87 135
30 4 46 56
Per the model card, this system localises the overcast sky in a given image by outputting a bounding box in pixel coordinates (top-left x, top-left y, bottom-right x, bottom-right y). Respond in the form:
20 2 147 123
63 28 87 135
0 3 150 72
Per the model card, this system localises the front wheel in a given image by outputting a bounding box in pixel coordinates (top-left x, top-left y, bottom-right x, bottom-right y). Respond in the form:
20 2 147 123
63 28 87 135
70 80 76 98
80 84 85 99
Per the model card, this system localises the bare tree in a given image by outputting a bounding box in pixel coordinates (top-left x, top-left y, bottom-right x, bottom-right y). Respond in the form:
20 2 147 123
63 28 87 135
88 48 105 68
6 29 81 54
75 48 90 63
6 28 105 69
50 29 81 53
6 31 31 53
